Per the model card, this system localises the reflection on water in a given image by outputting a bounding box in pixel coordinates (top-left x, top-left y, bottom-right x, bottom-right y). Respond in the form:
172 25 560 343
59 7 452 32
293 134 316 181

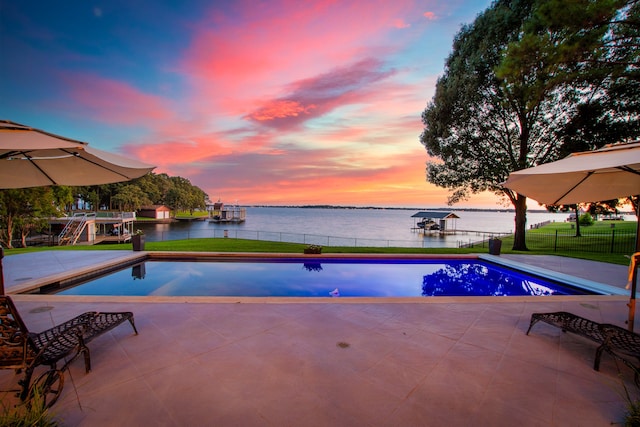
421 263 573 296
303 262 323 272
131 263 146 280
55 259 591 297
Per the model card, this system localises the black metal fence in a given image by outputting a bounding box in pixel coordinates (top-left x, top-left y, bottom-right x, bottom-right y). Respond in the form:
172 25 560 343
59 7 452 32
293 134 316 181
524 230 636 254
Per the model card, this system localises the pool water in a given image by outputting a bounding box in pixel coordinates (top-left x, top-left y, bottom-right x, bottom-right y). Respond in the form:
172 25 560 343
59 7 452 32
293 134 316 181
52 258 593 297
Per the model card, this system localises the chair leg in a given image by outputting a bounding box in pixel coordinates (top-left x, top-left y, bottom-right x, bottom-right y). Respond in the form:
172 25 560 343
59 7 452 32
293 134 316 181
18 365 35 401
594 344 605 371
128 316 139 335
526 315 539 335
82 346 92 373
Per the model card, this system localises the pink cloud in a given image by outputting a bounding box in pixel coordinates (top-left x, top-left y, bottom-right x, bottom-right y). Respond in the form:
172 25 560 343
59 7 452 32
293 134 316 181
249 100 317 122
246 58 396 130
178 0 417 107
60 73 174 125
424 11 437 20
393 18 411 28
67 1 469 207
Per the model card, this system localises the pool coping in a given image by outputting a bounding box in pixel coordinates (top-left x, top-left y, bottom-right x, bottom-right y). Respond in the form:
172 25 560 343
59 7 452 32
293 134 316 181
7 251 630 301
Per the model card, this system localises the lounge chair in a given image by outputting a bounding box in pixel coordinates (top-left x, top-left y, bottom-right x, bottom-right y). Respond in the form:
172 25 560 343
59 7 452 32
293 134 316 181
527 311 640 384
596 323 640 385
526 311 605 343
0 296 137 407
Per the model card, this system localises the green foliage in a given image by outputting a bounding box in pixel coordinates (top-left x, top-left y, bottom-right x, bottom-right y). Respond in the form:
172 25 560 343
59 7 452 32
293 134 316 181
110 184 152 211
527 220 636 233
73 172 207 213
420 0 640 251
420 0 571 250
579 212 595 225
626 398 640 426
0 391 60 427
0 187 69 248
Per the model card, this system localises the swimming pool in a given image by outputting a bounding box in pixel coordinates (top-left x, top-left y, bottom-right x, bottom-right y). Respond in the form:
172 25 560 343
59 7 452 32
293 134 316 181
43 255 599 297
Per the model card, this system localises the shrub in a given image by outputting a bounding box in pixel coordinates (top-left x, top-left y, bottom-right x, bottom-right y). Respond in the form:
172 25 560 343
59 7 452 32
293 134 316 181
0 390 60 427
579 213 595 226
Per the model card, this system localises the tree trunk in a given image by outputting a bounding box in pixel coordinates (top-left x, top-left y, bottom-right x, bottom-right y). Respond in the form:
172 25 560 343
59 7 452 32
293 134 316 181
574 205 582 237
3 215 14 249
512 195 528 251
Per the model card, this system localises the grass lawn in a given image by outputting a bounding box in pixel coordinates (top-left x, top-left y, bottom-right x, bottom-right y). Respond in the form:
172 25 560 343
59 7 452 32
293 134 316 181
4 220 636 266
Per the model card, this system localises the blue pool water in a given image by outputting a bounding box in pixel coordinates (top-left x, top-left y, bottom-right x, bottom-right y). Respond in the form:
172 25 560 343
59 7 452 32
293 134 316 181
52 258 594 297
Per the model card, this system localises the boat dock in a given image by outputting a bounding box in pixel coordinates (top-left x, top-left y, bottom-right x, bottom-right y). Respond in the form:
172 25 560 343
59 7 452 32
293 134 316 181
207 200 246 223
47 211 136 246
411 211 459 234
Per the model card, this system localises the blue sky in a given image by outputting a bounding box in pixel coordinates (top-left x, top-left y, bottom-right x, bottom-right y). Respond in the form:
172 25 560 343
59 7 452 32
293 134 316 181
1 0 497 207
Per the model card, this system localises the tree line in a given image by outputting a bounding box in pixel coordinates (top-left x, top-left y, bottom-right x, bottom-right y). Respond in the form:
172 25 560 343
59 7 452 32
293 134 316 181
0 172 207 248
420 0 640 250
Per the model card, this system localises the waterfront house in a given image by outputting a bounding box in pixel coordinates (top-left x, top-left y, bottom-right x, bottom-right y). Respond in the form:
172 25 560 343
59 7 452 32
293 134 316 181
138 205 171 220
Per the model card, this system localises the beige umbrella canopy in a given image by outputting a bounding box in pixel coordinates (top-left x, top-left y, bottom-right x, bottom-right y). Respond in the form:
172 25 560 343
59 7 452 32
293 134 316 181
0 119 155 294
502 141 640 206
0 120 155 188
503 141 640 330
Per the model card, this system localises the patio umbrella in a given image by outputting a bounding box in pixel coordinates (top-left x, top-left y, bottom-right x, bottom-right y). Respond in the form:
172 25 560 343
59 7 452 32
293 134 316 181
502 141 640 330
0 120 155 294
0 120 155 188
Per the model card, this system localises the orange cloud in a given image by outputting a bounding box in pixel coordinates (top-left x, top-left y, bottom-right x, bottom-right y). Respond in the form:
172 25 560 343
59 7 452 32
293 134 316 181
249 100 317 121
424 11 437 20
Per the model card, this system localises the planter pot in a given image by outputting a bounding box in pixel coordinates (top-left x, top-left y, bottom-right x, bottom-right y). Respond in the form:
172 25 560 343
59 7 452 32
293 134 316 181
132 235 145 251
304 248 322 254
488 238 502 255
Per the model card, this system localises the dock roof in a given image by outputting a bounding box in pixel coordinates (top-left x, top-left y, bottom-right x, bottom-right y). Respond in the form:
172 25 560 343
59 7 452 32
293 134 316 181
411 211 459 219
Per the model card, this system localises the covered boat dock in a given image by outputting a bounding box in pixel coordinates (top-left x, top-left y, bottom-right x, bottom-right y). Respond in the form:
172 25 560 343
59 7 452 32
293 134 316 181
411 211 459 234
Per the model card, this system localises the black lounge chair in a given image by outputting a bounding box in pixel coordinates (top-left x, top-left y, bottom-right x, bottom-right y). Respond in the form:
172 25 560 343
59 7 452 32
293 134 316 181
0 296 137 407
526 311 605 343
596 323 640 385
527 311 640 384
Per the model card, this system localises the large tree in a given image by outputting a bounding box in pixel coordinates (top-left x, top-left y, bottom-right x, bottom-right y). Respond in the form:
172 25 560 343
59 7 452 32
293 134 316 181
420 0 638 250
421 0 574 250
111 184 152 212
0 187 72 248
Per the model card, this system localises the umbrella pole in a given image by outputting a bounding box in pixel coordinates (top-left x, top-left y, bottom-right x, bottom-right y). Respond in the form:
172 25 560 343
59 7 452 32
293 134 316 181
630 255 639 332
631 200 640 332
636 196 640 253
0 246 4 295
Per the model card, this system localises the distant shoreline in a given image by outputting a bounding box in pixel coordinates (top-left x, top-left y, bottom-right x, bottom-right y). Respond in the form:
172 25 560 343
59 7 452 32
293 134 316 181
243 205 635 214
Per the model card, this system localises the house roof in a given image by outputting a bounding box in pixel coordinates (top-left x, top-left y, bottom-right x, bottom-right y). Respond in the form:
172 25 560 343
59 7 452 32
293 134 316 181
139 205 170 211
411 211 459 220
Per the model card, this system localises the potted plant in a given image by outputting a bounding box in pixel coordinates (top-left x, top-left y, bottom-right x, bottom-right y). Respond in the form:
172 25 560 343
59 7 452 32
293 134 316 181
488 237 501 255
132 229 145 251
303 244 322 254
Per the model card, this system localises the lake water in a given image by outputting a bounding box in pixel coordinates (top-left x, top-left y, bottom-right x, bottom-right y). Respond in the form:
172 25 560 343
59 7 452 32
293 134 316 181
134 207 631 248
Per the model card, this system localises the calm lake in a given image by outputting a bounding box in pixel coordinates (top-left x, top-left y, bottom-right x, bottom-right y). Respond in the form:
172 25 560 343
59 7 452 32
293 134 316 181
133 207 635 249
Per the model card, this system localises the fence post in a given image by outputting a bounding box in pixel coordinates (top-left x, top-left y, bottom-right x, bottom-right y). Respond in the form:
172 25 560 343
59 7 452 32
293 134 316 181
610 229 615 253
554 230 558 252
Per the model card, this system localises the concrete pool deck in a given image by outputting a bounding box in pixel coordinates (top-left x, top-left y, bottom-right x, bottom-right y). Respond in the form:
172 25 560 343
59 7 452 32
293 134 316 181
1 251 638 426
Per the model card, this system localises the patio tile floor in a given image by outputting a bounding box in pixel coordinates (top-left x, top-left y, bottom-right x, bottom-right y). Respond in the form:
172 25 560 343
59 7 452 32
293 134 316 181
0 251 637 426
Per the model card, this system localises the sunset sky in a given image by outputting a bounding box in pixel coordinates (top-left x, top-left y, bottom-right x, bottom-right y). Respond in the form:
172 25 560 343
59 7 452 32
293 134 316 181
1 0 500 208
